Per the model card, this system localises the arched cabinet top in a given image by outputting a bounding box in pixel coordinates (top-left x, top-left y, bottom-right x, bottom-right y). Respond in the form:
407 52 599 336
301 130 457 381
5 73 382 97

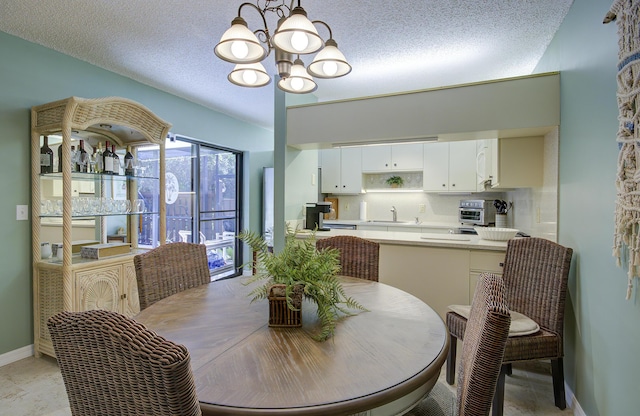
31 96 171 147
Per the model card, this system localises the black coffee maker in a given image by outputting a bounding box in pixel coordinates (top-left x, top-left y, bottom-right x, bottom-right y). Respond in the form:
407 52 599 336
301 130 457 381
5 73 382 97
305 202 332 231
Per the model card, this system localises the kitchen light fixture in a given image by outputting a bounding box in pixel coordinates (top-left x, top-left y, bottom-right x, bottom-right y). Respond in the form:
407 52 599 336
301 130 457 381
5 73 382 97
214 0 351 94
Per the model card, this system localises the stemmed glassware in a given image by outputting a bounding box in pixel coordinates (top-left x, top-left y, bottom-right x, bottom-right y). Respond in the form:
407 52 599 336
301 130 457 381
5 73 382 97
41 196 146 216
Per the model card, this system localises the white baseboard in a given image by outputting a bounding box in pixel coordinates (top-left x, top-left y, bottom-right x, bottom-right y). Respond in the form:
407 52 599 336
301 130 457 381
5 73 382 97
0 345 34 367
565 382 587 416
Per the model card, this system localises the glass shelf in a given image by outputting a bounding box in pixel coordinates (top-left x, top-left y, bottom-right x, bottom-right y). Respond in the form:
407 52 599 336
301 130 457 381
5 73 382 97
40 211 159 219
40 171 159 181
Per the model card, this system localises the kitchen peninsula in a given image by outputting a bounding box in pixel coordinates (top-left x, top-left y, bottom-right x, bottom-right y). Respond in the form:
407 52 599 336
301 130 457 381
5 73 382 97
299 228 508 319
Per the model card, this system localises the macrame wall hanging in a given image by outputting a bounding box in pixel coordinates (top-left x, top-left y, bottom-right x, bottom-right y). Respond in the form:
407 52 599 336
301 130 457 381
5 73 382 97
605 0 640 299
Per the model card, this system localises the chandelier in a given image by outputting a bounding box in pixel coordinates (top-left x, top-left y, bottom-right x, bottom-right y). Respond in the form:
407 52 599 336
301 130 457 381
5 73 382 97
214 0 351 94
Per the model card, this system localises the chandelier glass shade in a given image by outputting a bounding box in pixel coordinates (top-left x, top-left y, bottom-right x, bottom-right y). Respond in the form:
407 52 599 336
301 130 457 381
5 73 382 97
214 17 267 64
228 62 271 87
271 6 323 55
214 1 351 93
277 58 317 93
307 39 351 78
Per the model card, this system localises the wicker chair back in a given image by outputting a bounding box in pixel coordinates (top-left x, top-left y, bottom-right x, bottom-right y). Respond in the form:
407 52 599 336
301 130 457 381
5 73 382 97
315 236 380 281
408 273 510 416
134 242 210 310
47 309 201 416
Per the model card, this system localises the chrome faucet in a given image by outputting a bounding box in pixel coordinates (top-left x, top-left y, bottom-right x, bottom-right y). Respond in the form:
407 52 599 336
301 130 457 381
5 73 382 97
391 206 397 222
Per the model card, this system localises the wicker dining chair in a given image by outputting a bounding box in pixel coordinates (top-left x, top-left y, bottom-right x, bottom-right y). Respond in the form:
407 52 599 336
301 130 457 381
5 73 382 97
47 309 202 416
408 272 511 416
315 235 380 281
134 242 210 310
445 237 573 416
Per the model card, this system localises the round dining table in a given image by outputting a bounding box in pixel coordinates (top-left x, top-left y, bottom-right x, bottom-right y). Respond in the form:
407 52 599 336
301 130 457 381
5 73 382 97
135 276 449 416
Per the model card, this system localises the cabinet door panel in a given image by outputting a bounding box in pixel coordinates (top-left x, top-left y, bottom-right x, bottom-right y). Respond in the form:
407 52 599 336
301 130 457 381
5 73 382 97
392 143 424 170
320 149 341 193
361 145 391 172
123 262 140 317
423 142 449 191
340 147 362 194
75 265 121 312
491 137 543 189
448 141 476 192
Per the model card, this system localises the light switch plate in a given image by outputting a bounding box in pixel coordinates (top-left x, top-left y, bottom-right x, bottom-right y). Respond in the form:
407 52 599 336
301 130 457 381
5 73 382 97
16 205 28 221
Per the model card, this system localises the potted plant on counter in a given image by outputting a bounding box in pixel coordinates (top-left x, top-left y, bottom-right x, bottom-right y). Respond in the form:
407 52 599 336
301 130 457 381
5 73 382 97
386 175 404 188
239 226 367 341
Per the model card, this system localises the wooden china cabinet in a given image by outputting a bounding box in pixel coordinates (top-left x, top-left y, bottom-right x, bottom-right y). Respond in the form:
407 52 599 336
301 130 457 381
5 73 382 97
31 96 170 358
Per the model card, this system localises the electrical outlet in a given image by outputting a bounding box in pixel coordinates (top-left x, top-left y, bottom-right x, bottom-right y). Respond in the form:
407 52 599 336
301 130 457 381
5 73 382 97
418 204 426 213
311 173 316 186
16 205 28 221
345 203 350 211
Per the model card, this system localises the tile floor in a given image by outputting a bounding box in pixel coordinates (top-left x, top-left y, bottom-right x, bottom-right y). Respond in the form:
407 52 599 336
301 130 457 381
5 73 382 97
0 355 574 415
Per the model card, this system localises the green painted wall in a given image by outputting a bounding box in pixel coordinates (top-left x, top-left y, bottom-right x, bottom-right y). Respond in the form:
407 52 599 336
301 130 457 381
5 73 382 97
0 31 273 355
535 0 640 414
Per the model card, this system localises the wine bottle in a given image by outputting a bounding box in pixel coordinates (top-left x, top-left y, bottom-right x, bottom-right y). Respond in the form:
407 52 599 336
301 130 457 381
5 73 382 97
112 145 120 175
76 140 88 173
70 145 77 172
89 146 97 173
103 141 114 174
40 136 53 174
124 145 135 176
57 142 62 172
95 142 104 173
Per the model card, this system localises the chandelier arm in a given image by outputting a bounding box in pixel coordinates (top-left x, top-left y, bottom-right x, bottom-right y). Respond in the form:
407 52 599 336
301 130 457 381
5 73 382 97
311 20 333 40
260 1 293 20
238 2 272 41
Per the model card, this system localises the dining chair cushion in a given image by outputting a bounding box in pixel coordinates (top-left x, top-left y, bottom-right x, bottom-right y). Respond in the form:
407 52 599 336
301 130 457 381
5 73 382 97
448 304 540 337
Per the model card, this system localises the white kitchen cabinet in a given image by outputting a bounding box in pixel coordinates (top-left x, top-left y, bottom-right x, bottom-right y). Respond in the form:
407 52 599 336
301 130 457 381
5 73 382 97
423 141 476 192
361 143 424 172
491 137 543 189
320 148 362 194
379 244 470 319
468 250 505 302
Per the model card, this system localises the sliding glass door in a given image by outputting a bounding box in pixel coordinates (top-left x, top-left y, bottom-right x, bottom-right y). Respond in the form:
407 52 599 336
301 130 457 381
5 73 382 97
137 135 242 280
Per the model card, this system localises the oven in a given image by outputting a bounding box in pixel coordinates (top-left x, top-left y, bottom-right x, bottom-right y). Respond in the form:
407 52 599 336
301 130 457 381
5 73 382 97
459 199 496 226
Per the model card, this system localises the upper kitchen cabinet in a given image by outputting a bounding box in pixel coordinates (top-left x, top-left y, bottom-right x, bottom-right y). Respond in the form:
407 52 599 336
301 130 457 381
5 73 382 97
361 143 424 172
423 141 476 192
320 148 362 194
490 137 543 189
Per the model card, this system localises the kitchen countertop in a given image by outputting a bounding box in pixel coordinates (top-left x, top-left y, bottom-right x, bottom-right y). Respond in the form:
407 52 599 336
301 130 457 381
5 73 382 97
298 228 508 252
323 219 461 229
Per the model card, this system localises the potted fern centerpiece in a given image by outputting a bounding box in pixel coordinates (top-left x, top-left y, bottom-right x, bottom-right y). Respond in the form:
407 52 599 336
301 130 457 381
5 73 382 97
239 227 367 341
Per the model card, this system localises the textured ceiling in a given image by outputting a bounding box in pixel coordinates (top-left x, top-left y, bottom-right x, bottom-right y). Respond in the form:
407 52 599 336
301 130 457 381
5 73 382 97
0 0 573 130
